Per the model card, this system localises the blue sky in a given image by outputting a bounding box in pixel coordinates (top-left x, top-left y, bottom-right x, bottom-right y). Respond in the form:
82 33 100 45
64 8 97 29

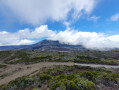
0 0 119 50
0 0 119 34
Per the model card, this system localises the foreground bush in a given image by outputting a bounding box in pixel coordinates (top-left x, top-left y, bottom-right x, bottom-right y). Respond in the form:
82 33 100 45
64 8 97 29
49 74 96 90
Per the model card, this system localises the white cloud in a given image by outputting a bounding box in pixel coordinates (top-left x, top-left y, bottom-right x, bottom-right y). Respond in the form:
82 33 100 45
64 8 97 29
111 13 119 21
0 25 55 46
0 0 97 25
0 31 34 46
47 27 119 50
16 39 35 45
89 15 100 21
48 29 119 50
1 25 119 50
17 25 56 39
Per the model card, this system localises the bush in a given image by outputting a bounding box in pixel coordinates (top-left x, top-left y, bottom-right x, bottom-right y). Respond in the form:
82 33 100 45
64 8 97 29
38 74 52 83
56 75 67 80
49 74 96 90
73 78 96 90
67 74 76 80
50 80 66 90
98 72 119 85
79 71 100 81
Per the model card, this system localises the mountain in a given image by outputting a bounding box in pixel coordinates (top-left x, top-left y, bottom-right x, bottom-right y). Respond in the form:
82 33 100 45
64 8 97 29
0 40 87 51
22 40 87 51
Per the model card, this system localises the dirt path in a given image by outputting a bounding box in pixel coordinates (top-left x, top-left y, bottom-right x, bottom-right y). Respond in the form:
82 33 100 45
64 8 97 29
0 62 74 85
75 63 119 69
0 62 119 85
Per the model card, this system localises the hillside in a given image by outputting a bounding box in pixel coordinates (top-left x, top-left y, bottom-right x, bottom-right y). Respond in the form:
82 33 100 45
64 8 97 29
0 50 119 90
0 50 119 65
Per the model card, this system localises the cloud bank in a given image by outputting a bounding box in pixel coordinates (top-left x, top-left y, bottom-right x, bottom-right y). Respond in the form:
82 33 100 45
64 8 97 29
0 0 97 25
1 25 119 50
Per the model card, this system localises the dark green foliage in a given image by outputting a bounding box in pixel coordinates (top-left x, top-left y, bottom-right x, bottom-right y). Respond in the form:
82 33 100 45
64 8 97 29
67 74 76 80
38 74 52 83
56 75 67 80
79 71 100 81
49 75 96 90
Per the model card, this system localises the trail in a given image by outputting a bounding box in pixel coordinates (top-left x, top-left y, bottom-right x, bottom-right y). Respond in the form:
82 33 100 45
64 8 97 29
75 63 119 69
0 62 74 85
0 62 119 85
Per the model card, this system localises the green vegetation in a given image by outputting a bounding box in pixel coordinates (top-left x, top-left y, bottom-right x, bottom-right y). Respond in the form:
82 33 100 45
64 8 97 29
0 66 119 90
0 50 119 90
49 75 96 90
0 50 119 65
74 55 119 65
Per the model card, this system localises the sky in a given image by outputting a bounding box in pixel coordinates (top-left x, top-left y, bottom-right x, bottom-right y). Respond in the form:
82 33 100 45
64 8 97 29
0 0 119 50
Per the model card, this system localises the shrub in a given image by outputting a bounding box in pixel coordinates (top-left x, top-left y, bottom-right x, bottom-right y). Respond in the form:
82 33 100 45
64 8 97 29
56 75 67 80
49 74 96 90
50 80 66 90
67 74 76 80
38 74 52 83
79 71 100 81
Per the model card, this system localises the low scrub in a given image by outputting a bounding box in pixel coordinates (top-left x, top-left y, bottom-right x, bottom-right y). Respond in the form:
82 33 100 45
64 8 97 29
0 66 119 90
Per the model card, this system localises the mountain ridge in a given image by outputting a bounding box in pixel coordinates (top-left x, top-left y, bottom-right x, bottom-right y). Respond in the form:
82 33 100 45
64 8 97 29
0 40 86 51
22 40 87 51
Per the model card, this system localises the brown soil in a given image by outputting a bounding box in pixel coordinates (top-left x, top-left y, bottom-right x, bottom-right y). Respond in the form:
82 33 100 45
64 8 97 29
0 62 74 85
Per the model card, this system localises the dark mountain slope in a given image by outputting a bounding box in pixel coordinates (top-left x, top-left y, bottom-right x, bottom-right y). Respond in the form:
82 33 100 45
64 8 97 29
0 40 86 51
22 40 87 51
